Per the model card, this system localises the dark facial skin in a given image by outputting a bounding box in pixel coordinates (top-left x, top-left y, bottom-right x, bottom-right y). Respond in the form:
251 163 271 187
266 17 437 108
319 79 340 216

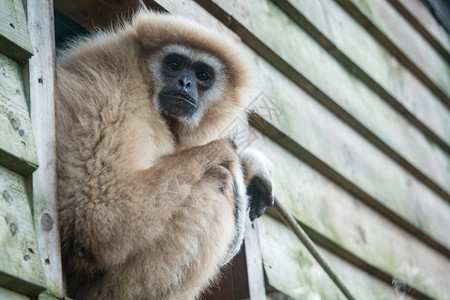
158 53 215 119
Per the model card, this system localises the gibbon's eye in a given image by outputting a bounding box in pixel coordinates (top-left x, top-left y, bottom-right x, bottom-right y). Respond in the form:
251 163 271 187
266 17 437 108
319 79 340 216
167 60 181 71
196 70 210 81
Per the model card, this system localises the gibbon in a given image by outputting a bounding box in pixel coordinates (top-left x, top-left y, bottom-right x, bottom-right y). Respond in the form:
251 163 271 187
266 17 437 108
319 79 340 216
55 9 274 300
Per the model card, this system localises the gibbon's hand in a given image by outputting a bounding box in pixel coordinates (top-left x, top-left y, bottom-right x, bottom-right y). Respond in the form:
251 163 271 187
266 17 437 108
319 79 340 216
240 149 275 221
199 140 241 200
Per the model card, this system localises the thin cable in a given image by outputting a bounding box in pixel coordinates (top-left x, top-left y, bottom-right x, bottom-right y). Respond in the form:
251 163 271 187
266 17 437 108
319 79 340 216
273 199 357 300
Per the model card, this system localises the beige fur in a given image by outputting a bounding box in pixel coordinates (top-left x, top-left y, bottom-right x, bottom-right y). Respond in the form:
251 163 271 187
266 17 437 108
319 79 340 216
55 10 255 299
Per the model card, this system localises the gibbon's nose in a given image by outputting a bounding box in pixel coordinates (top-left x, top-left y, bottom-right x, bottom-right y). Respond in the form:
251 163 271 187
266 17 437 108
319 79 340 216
179 75 191 88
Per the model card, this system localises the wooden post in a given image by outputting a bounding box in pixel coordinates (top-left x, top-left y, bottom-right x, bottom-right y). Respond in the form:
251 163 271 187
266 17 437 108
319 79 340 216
27 0 64 296
244 219 266 300
202 219 266 300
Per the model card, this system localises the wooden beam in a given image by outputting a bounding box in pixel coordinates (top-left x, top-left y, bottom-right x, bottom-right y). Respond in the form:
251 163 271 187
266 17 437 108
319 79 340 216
27 0 64 296
195 0 450 203
0 166 46 296
387 0 450 62
0 53 38 175
254 134 449 299
274 0 450 156
53 0 164 30
259 216 417 300
333 0 450 107
244 220 266 300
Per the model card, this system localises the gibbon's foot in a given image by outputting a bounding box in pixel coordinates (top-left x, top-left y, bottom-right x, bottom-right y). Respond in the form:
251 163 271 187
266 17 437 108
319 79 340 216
247 175 274 221
240 148 275 221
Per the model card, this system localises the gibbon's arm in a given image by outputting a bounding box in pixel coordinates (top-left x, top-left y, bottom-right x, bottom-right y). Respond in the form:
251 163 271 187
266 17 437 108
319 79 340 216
61 140 243 298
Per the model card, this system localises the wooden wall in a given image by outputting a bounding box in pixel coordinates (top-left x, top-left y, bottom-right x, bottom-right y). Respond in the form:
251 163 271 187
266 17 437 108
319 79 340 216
0 0 63 299
1 0 447 298
136 1 449 298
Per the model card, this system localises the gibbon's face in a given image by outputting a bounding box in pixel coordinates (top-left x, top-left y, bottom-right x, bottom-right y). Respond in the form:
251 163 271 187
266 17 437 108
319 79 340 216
149 45 228 126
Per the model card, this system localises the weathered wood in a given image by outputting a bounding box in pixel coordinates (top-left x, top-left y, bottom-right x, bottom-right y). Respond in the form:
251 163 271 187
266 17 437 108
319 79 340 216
203 0 450 200
51 0 450 193
0 166 46 296
39 290 74 300
276 0 450 156
250 50 450 254
202 248 250 300
190 0 450 255
244 219 266 300
259 216 415 300
202 221 265 300
53 0 164 30
27 0 64 296
0 287 29 300
150 0 450 294
333 0 450 106
0 0 33 62
253 135 450 299
230 245 251 300
0 53 38 175
387 0 450 61
43 0 450 297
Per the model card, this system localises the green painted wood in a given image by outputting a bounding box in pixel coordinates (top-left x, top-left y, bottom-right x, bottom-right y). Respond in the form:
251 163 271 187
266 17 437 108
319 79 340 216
249 48 450 254
206 0 450 199
0 165 46 296
0 287 30 300
259 216 415 300
334 0 450 106
0 53 38 175
253 135 450 299
156 0 450 296
387 0 450 62
190 0 450 254
278 0 450 159
39 290 68 300
0 0 33 62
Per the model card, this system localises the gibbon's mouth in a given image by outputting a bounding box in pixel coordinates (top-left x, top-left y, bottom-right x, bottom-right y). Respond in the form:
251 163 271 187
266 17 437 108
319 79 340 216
158 90 199 120
161 90 197 108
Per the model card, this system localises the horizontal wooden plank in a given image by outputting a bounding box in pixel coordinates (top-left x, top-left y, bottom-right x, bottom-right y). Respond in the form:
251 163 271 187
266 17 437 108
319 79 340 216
253 134 450 299
387 0 450 61
202 0 450 203
0 287 29 300
0 53 38 175
0 0 33 61
54 0 163 30
0 165 46 295
334 0 450 106
259 216 416 300
277 0 450 156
